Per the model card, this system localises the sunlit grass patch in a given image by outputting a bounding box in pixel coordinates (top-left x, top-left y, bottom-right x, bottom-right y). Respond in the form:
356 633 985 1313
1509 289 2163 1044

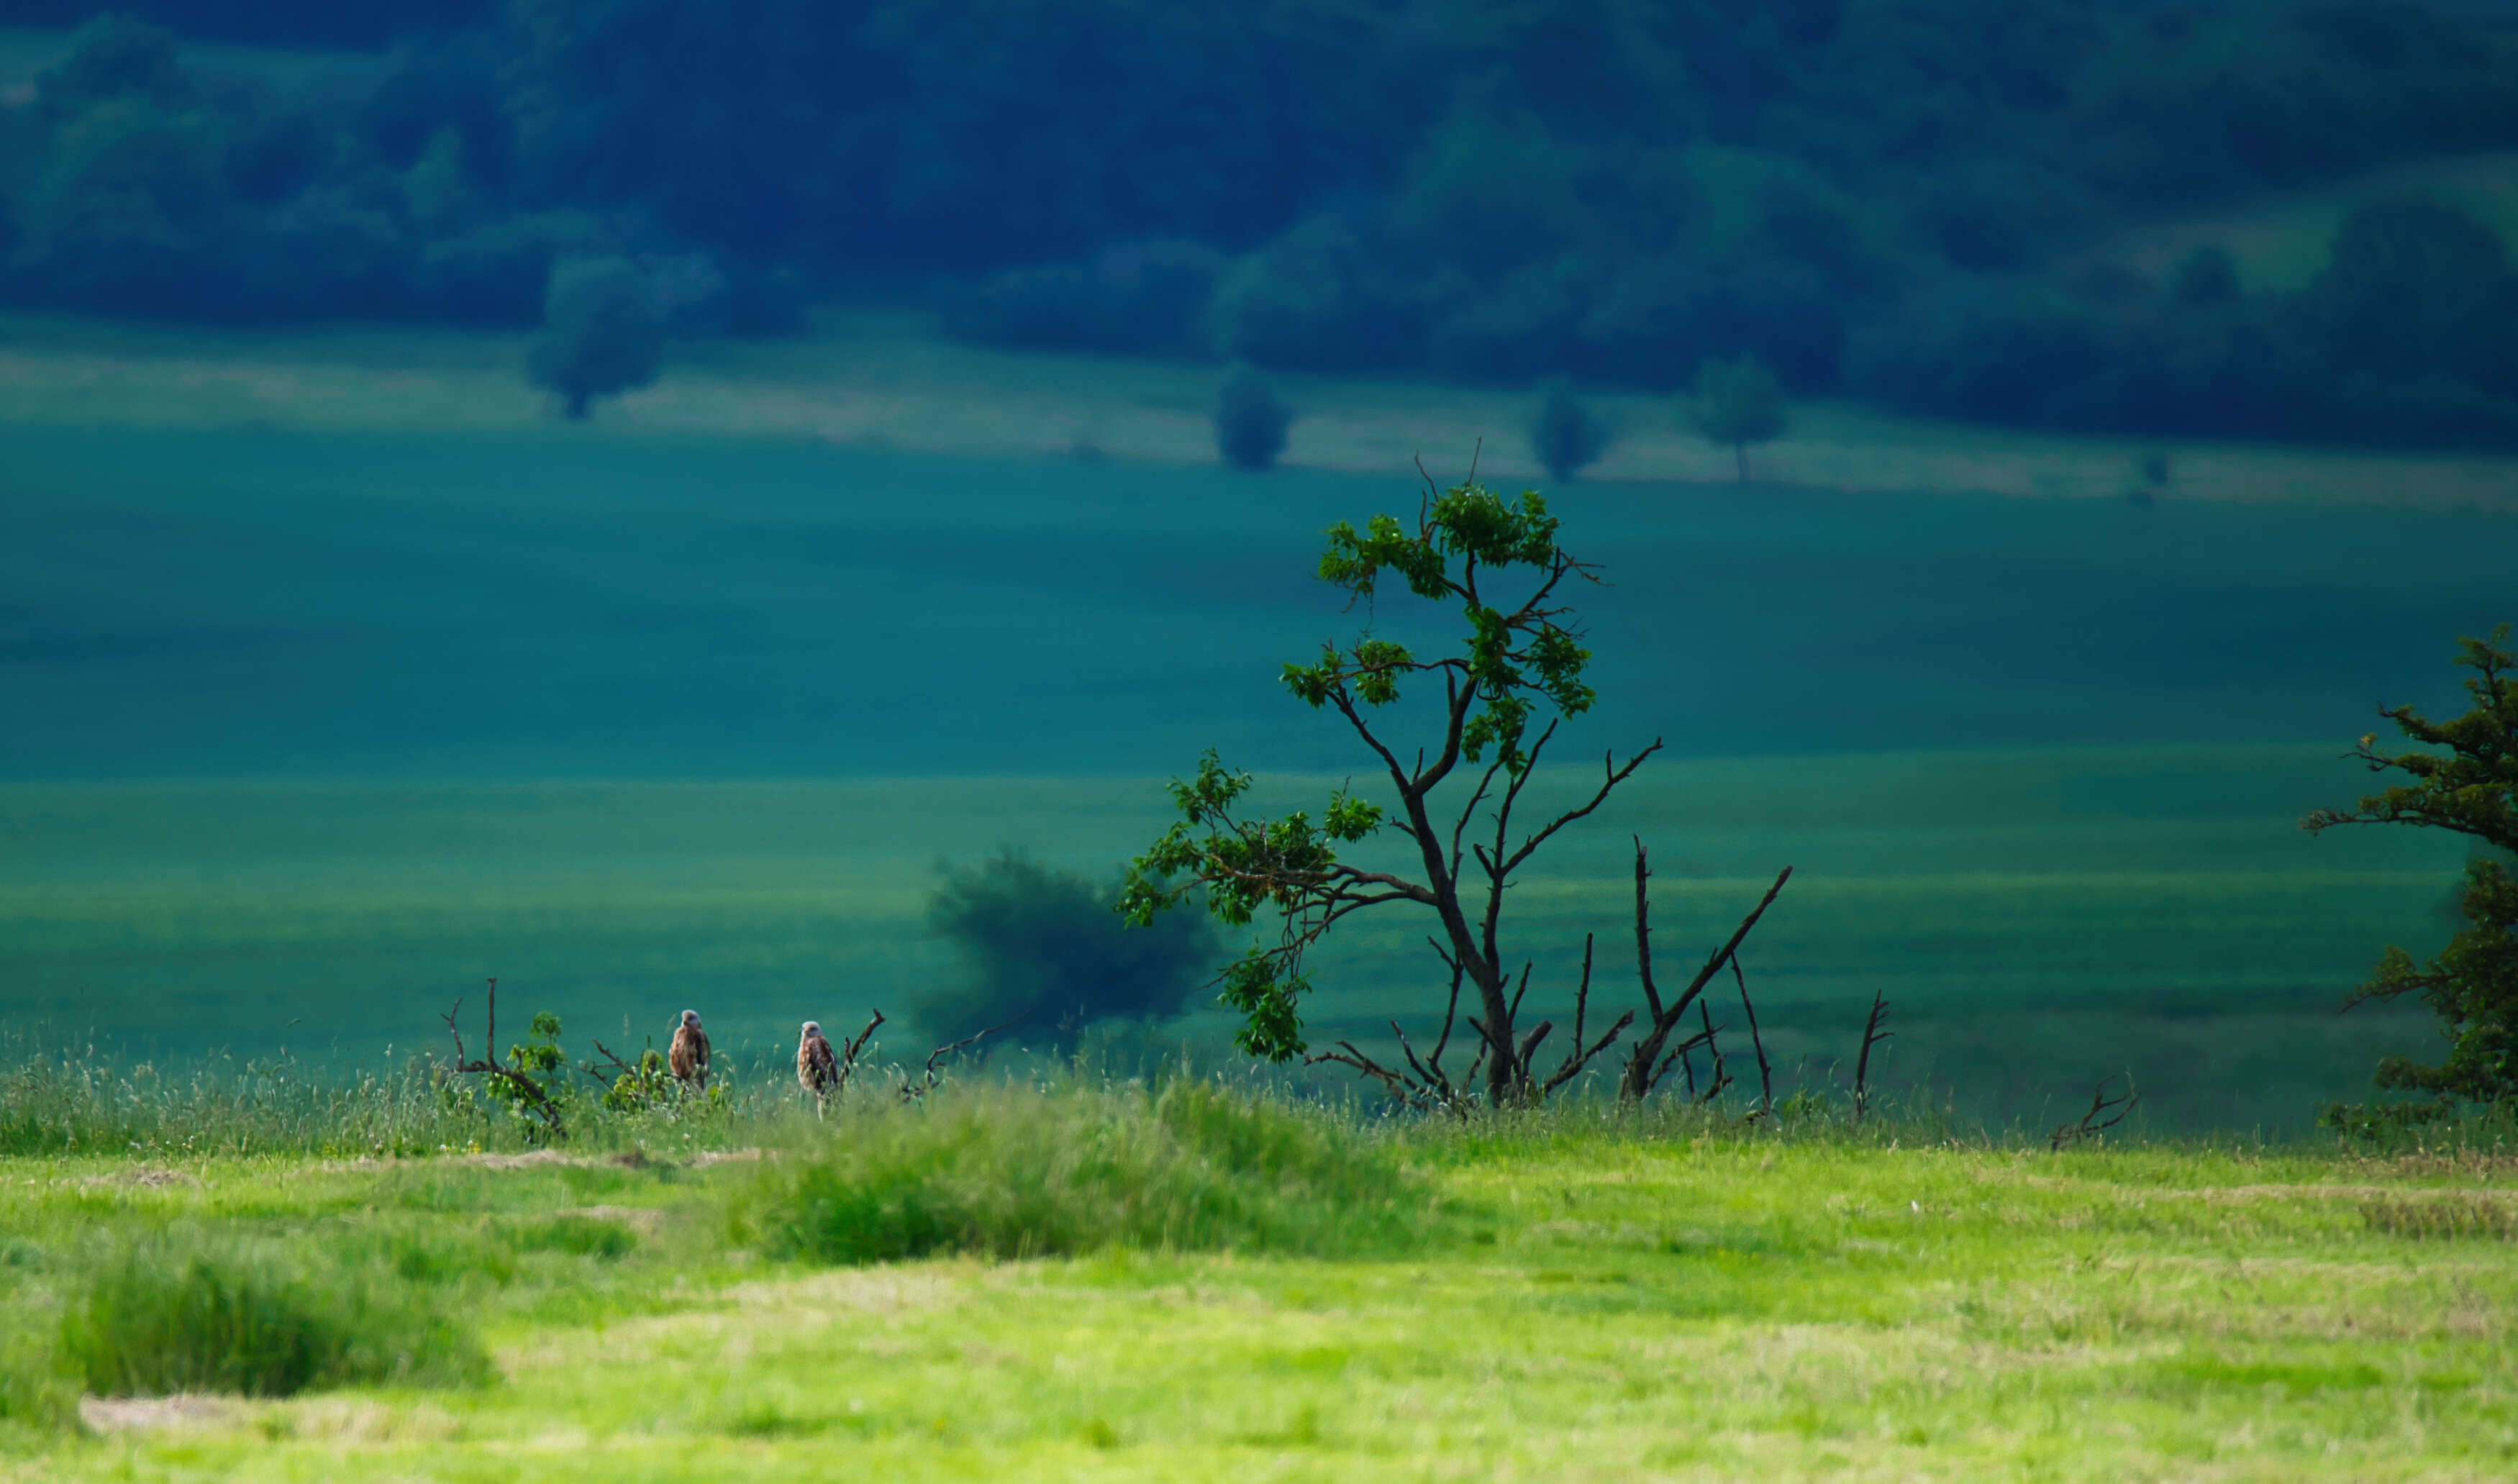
60 1234 492 1399
742 1080 1425 1265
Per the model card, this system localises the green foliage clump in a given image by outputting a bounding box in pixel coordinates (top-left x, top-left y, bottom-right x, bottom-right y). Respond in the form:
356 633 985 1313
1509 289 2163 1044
1213 365 1292 471
2306 625 2518 1106
1529 377 1610 482
741 1080 1420 1265
923 850 1219 1046
602 1047 677 1113
1688 355 1791 482
527 256 665 419
61 1237 491 1398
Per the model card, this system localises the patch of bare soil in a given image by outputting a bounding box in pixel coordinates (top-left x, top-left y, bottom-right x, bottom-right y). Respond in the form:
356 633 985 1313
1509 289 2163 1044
78 1394 245 1431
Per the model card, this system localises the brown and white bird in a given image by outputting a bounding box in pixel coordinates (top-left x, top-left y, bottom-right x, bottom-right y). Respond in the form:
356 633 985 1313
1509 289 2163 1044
797 1021 840 1104
668 1009 710 1087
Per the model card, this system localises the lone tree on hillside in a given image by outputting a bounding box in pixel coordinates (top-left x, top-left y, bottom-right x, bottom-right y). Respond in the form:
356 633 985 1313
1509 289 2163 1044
1688 355 1790 483
1530 376 1610 482
1120 465 1791 1108
1214 364 1292 470
2304 624 2518 1105
529 255 663 419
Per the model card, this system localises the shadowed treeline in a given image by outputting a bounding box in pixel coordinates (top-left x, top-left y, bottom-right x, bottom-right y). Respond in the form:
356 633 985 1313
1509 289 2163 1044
4 2 2517 444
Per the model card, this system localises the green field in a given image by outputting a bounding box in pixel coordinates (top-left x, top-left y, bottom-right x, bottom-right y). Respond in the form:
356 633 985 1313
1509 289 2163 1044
3 1088 2514 1483
0 745 2470 1132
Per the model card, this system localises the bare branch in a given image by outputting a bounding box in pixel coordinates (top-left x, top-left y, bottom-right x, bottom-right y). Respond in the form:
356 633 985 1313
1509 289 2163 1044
1500 741 1664 878
2050 1075 2140 1150
1732 955 1773 1114
1853 991 1891 1125
901 1016 1023 1101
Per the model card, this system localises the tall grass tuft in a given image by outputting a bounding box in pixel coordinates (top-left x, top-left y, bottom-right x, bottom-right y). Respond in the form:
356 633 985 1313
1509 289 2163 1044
742 1080 1424 1264
0 1029 785 1158
61 1235 493 1398
0 1329 80 1438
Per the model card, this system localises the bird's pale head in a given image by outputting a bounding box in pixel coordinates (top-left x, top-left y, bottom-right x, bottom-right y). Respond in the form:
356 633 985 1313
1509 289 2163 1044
680 1009 701 1029
801 1021 822 1040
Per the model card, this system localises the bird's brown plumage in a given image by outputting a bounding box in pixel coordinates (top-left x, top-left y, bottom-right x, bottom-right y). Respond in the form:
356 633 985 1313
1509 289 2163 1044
797 1021 839 1096
668 1009 709 1085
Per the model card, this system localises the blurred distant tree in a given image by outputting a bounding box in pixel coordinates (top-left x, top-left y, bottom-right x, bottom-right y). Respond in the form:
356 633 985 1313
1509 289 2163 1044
1688 355 1791 483
1529 377 1609 482
2295 199 2518 395
24 100 231 314
527 256 663 419
924 851 1218 1047
2304 624 2518 1105
1214 365 1292 471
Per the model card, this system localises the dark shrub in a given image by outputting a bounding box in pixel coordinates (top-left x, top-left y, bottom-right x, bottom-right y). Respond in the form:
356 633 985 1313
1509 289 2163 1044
527 255 665 419
942 237 1224 355
1213 365 1293 472
924 850 1220 1044
1530 376 1610 481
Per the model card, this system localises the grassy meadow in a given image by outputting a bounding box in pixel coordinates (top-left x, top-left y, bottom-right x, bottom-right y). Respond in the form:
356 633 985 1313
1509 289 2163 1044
1 1080 2515 1483
2 308 2514 1475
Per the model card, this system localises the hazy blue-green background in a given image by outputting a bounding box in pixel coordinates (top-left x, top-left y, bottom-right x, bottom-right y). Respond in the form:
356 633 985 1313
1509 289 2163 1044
5 2 2518 1129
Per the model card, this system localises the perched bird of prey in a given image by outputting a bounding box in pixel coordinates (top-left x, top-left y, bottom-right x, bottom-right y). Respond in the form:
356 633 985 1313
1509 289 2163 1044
798 1021 840 1104
668 1009 710 1087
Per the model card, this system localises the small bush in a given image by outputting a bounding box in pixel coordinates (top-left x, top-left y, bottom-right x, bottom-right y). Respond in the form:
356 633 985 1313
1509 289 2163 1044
742 1081 1421 1265
1529 377 1610 481
1214 365 1292 471
61 1237 491 1398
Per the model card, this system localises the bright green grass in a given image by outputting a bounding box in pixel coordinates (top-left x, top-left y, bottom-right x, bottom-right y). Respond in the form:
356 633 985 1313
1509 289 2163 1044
0 747 2463 1131
3 1093 2514 1482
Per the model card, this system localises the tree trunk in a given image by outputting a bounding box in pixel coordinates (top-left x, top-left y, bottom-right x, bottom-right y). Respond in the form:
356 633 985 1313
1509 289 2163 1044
1396 786 1518 1106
